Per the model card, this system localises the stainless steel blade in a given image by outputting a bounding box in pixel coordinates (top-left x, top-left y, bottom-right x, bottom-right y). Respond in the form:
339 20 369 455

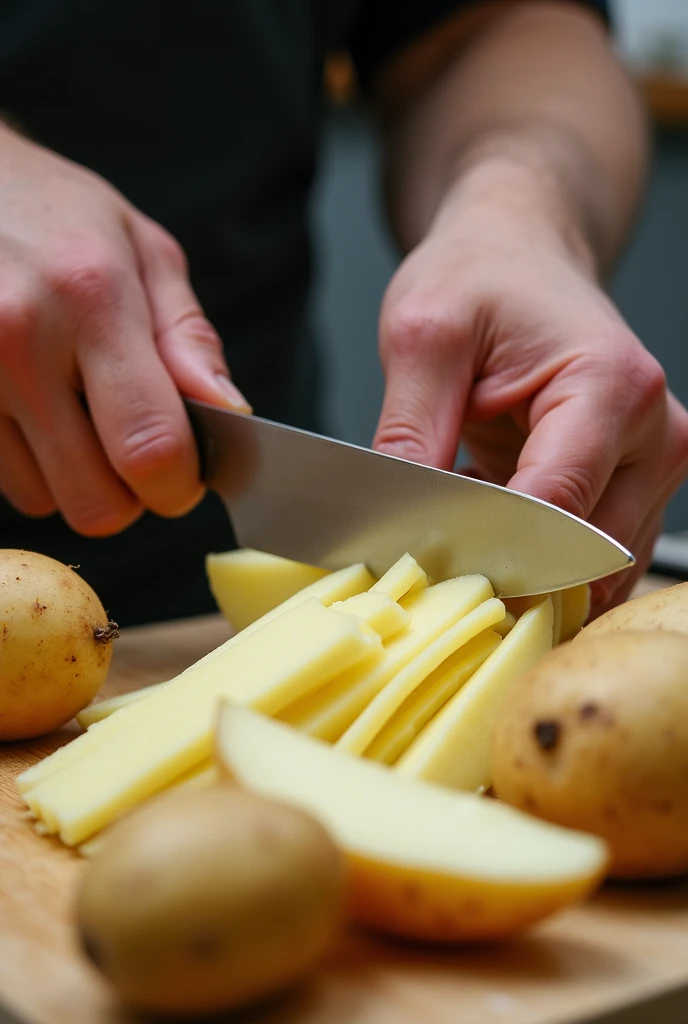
187 400 634 597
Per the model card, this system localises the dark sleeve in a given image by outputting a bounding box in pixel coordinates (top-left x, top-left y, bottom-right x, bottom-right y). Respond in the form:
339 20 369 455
347 0 611 92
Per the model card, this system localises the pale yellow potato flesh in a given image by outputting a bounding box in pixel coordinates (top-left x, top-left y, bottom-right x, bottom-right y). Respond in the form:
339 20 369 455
21 600 381 845
369 553 427 601
278 576 494 742
397 598 554 791
332 592 410 642
365 631 501 765
62 560 374 745
77 761 219 858
206 548 329 631
75 557 417 733
336 598 505 756
558 583 591 641
494 611 517 638
215 704 608 942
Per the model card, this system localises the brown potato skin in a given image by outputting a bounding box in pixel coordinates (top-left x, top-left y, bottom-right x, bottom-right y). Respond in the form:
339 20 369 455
577 582 688 640
0 548 115 740
491 632 688 880
76 784 345 1015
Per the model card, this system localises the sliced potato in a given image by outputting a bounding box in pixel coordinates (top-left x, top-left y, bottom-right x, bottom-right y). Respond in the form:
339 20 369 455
365 631 501 765
216 704 608 943
206 548 329 631
336 598 505 756
397 598 553 791
278 576 494 742
22 599 381 845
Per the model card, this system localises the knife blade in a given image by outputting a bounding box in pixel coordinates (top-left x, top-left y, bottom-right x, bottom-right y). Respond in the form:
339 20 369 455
187 399 633 597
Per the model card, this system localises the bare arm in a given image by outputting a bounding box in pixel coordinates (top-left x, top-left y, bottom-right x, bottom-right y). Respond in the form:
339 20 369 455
368 2 688 613
375 1 647 273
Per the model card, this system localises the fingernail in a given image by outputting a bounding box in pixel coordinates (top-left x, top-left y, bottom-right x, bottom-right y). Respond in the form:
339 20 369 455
214 374 252 414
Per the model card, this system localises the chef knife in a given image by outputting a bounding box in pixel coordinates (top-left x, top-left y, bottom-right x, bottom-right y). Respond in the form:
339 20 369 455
186 399 633 597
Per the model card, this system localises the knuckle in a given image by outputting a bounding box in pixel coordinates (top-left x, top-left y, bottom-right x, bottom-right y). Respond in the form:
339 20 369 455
381 298 456 364
116 418 186 481
625 350 667 411
0 293 36 356
538 466 599 520
48 243 127 312
605 333 667 415
68 500 139 537
150 223 188 273
374 416 435 465
179 313 223 354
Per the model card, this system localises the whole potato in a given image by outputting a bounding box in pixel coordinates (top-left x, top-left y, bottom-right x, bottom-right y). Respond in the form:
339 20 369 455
0 549 117 741
577 581 688 640
76 784 345 1015
491 631 688 879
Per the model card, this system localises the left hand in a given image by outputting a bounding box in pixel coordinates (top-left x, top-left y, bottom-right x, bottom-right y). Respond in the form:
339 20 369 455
373 190 688 613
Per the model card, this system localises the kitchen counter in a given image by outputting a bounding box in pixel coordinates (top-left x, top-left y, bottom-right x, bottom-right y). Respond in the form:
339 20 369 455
2 578 688 1024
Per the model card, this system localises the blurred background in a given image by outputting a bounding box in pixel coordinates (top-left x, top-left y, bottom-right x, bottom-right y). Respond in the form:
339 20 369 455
312 0 688 547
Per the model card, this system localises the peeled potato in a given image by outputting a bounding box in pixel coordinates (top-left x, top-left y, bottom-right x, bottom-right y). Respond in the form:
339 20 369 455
491 631 688 879
0 549 117 741
577 581 688 640
76 783 345 1015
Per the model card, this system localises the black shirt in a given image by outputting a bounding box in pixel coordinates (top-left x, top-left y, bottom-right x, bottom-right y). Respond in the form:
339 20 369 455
0 0 609 624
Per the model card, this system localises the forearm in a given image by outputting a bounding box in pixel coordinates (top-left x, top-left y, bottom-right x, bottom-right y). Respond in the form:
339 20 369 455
380 1 648 276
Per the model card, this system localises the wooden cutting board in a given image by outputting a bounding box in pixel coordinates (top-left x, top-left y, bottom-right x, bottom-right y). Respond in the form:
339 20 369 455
2 583 688 1024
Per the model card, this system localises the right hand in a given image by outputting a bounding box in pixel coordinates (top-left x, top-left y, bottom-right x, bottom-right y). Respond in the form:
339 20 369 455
0 126 250 536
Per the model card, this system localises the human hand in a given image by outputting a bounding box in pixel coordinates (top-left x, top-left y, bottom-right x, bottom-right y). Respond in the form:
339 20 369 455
0 127 249 536
373 178 688 613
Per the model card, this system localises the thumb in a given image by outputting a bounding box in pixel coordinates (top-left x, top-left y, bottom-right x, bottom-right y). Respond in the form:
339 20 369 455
373 310 473 470
129 214 252 413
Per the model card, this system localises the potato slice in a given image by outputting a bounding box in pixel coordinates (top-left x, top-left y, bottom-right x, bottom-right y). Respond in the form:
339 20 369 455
559 583 591 642
76 562 412 731
206 548 329 631
22 600 381 845
336 598 505 756
366 631 501 765
397 598 553 791
505 585 590 645
333 592 410 642
78 761 219 858
278 576 494 742
61 561 373 741
216 705 608 942
370 553 427 601
494 611 517 638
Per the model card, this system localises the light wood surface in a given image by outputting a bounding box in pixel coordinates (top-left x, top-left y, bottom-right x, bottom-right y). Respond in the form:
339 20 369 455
2 583 688 1024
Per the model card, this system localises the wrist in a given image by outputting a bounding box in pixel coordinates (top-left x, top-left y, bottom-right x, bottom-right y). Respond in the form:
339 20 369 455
427 142 602 279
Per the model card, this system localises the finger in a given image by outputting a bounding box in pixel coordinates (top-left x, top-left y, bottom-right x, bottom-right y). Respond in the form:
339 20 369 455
589 512 663 617
66 245 205 518
18 392 143 535
584 396 688 606
507 392 626 520
129 215 251 412
373 309 474 469
0 415 56 517
586 461 660 609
